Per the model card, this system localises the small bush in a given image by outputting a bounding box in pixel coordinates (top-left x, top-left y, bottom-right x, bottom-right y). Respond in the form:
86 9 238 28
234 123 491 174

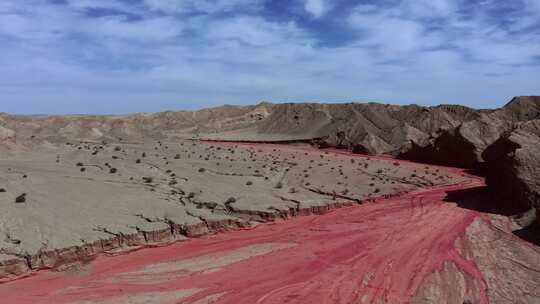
142 176 153 183
109 168 117 174
198 168 206 173
274 181 283 189
15 193 26 203
246 181 253 186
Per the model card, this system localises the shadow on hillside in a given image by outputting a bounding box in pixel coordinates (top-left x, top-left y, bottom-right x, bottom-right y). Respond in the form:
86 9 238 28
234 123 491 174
443 186 527 216
513 224 540 246
444 186 540 245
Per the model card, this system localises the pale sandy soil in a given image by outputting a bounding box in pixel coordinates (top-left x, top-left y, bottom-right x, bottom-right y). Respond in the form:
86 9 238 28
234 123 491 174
0 141 466 281
0 169 537 303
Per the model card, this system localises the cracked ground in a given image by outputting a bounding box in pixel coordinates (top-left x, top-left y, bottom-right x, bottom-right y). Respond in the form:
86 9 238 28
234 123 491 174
0 140 466 279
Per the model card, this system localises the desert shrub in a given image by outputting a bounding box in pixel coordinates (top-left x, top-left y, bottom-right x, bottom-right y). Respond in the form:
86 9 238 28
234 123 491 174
274 181 283 189
142 176 153 183
246 181 253 186
76 162 84 167
15 193 26 203
198 168 206 173
109 168 117 174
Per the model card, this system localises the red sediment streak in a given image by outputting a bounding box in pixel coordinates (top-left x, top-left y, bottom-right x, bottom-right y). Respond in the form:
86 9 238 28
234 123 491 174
0 144 490 304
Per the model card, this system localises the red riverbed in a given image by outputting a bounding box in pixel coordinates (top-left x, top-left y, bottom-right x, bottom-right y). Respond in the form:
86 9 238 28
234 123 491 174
0 145 490 304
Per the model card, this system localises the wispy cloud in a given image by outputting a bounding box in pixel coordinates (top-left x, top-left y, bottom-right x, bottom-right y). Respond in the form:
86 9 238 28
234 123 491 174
0 0 538 114
303 0 332 18
143 0 262 14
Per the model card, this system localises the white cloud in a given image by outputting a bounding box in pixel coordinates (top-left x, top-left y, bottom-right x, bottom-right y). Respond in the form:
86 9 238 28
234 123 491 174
88 16 183 40
67 0 136 12
523 0 540 13
348 9 427 56
143 0 262 14
399 0 456 18
304 0 331 18
353 4 378 14
205 17 305 46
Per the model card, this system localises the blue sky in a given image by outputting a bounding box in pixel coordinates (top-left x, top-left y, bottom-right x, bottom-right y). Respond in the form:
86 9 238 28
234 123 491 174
0 0 539 114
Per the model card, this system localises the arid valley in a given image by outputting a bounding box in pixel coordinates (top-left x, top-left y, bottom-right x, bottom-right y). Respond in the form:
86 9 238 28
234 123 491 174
2 0 540 302
0 97 539 303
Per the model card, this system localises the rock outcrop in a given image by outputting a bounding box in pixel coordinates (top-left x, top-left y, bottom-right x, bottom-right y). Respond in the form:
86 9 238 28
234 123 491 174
483 119 540 221
399 96 540 168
